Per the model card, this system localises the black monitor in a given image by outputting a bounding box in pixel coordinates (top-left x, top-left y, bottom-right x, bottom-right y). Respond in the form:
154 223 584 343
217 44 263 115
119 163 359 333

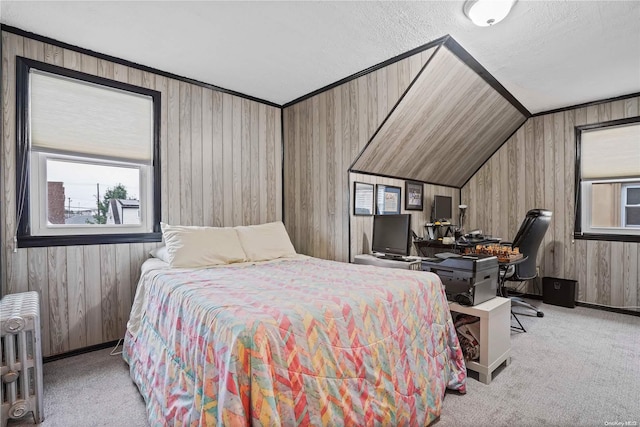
371 214 411 259
433 195 452 221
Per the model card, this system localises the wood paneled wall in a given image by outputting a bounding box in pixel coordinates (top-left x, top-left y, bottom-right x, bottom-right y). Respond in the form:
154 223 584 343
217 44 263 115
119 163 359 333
1 31 282 356
283 47 437 262
350 173 459 260
462 96 640 312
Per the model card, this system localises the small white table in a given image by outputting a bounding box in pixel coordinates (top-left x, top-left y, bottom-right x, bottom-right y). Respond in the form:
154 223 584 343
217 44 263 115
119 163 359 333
449 296 511 384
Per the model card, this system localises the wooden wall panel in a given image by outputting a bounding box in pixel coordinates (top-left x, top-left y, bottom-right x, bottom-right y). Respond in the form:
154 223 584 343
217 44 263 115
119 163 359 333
349 173 459 261
1 31 282 356
283 47 437 261
462 96 640 311
27 247 50 356
66 247 85 350
352 47 527 188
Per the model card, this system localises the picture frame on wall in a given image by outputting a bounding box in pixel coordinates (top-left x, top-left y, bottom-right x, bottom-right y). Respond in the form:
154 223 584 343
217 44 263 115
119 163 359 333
353 182 374 215
405 181 424 211
376 184 401 215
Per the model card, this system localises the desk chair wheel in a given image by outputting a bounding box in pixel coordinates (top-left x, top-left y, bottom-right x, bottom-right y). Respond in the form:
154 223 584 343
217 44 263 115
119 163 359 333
537 311 544 318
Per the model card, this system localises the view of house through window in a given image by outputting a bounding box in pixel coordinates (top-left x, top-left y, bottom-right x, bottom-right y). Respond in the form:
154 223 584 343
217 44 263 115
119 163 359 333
576 117 640 239
45 159 141 226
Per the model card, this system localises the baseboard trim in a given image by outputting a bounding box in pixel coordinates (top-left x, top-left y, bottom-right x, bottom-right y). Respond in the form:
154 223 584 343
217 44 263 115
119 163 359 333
514 292 640 318
574 301 640 318
43 339 121 363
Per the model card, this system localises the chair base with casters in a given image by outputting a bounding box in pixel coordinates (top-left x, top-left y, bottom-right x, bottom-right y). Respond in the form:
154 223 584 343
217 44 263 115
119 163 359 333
511 297 544 318
499 278 544 332
509 295 544 333
498 275 544 319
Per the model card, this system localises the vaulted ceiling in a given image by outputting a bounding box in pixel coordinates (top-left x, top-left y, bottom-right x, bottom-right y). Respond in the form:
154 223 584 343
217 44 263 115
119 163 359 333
350 38 528 188
1 1 639 113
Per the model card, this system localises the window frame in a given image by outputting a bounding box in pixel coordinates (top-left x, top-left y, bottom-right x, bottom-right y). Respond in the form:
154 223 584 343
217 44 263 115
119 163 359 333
30 152 153 236
16 57 162 248
622 183 640 228
574 116 640 242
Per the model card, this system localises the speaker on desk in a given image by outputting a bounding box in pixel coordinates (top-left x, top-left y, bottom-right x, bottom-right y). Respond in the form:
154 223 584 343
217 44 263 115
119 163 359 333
542 277 577 308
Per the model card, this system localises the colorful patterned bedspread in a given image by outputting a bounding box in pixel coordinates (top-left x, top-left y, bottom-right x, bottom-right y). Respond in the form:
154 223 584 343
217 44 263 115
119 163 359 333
123 257 466 426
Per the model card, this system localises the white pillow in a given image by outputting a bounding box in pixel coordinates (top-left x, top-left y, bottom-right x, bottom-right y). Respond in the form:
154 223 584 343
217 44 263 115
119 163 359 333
160 223 247 268
234 221 297 262
149 246 170 263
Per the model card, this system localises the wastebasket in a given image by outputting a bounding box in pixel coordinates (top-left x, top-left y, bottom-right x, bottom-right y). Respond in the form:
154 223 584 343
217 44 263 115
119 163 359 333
542 277 577 308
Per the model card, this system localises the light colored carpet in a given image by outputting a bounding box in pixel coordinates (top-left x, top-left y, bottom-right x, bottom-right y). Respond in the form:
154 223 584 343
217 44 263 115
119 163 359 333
7 346 147 427
436 303 640 427
7 302 640 427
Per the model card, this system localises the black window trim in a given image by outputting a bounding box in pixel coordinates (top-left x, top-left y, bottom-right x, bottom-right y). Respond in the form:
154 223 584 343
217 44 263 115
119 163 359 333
573 115 640 243
16 56 162 248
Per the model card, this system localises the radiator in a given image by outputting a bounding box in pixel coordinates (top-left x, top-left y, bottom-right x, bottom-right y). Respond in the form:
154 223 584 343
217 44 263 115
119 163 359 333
1 291 44 426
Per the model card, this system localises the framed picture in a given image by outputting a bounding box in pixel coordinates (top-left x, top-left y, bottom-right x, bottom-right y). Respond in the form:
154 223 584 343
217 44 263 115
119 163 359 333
353 182 374 215
405 181 424 211
376 184 401 215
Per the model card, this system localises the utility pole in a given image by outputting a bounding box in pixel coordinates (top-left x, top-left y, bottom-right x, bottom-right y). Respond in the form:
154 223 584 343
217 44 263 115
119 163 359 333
67 197 71 219
96 183 100 216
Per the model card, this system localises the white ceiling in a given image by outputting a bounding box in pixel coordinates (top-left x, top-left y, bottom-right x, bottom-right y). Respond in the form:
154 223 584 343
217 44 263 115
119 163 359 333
1 1 639 113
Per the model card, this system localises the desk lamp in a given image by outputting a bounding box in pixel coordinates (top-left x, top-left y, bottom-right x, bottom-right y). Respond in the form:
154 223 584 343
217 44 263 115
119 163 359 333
458 204 468 235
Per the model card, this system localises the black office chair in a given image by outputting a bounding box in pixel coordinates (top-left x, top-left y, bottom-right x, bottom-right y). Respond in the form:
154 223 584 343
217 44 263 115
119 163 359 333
500 209 552 331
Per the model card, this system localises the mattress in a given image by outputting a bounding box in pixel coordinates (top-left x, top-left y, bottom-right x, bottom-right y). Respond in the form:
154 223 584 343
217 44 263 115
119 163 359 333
123 256 466 426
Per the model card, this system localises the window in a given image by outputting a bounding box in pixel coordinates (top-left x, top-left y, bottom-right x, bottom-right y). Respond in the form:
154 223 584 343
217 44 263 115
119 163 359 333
16 57 161 247
622 184 640 227
575 117 640 240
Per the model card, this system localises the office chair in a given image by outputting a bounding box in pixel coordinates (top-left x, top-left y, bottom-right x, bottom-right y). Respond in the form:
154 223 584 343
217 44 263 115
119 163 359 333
500 209 552 331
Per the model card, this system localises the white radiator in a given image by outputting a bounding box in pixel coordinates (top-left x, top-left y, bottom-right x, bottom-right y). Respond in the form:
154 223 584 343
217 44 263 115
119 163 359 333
1 291 44 426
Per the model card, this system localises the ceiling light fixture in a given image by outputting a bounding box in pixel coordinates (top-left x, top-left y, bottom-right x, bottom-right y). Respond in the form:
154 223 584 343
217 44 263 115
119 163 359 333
464 0 516 27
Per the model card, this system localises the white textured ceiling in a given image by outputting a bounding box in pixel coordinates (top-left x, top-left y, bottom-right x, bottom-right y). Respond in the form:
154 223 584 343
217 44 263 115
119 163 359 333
1 1 639 113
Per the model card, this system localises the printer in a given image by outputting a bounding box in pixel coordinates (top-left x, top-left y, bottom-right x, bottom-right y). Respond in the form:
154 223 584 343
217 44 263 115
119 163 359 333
421 253 499 306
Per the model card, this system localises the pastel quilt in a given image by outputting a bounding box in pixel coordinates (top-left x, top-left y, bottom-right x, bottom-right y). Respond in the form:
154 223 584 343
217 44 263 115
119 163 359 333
123 257 466 426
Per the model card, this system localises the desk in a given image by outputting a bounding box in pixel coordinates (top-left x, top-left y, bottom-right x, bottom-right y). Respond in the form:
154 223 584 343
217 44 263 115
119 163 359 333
449 297 511 384
413 237 501 257
413 239 462 257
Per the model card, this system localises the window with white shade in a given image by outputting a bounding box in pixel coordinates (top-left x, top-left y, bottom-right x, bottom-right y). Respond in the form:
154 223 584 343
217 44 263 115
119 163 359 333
576 117 640 240
16 57 161 247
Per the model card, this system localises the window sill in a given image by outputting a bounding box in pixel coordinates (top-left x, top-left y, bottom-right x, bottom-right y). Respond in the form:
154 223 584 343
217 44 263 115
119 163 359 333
17 232 162 248
573 232 640 243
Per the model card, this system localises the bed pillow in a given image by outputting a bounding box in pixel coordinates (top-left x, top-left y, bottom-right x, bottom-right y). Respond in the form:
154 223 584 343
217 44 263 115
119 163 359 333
149 245 170 263
234 221 297 262
160 223 247 268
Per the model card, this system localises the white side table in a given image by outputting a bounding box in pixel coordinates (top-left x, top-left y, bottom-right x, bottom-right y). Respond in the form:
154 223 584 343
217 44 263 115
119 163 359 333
449 296 511 384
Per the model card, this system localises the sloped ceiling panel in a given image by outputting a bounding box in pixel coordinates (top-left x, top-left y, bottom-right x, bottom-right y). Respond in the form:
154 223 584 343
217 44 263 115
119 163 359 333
351 44 528 188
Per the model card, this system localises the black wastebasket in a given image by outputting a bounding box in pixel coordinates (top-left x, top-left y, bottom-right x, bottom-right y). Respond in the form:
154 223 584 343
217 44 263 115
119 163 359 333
542 277 577 308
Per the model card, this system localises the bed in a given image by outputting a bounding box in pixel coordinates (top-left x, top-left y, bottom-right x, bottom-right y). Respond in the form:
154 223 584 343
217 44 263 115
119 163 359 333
123 222 466 426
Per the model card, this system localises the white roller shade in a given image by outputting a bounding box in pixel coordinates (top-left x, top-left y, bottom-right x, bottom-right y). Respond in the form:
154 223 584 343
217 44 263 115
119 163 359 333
581 123 640 179
30 70 153 162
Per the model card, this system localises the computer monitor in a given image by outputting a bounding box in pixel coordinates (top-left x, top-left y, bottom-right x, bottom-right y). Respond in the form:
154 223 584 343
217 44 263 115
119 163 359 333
371 214 411 259
433 195 452 221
